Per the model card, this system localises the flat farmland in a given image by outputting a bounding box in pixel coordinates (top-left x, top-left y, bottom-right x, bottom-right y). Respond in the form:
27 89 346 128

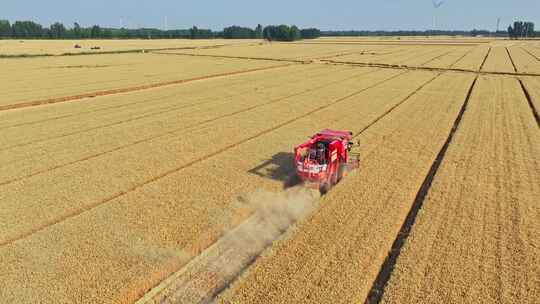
0 39 538 304
0 53 280 109
381 76 540 304
157 42 391 60
0 39 258 56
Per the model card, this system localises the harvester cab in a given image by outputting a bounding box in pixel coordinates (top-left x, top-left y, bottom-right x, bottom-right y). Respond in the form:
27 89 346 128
294 129 360 194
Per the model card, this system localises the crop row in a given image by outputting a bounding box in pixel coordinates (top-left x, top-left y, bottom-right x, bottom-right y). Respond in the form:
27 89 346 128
381 76 540 304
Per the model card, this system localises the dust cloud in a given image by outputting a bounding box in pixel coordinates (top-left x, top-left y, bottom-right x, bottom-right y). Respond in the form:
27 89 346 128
140 187 320 304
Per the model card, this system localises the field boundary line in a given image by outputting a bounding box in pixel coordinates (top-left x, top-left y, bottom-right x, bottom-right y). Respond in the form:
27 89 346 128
0 70 406 248
0 68 379 186
518 79 540 128
365 76 478 304
420 49 456 66
151 51 308 63
479 46 492 71
506 47 518 73
448 47 475 68
0 63 294 112
319 59 540 77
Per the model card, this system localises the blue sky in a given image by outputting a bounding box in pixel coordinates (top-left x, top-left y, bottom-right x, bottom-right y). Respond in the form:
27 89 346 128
2 0 539 31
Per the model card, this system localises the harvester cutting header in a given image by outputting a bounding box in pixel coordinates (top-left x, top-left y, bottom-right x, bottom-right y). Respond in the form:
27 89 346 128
294 129 360 194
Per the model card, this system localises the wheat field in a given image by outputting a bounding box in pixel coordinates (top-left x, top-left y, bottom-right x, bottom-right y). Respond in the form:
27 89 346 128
0 38 538 304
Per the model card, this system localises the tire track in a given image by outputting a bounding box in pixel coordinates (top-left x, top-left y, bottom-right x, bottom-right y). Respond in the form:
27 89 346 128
479 46 492 72
518 79 540 128
520 47 540 62
0 68 379 186
449 47 476 68
365 76 478 304
420 49 456 66
0 70 407 248
506 47 518 73
0 63 293 112
0 65 357 152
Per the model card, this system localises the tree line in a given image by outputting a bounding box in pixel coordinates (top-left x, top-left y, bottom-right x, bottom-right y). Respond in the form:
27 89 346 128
321 29 537 37
3 18 537 40
508 21 535 39
0 19 320 40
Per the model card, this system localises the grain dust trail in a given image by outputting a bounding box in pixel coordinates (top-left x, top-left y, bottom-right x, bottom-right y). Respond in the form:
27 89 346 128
137 188 320 304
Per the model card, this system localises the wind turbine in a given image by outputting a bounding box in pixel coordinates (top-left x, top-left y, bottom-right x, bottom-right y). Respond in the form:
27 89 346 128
431 0 445 34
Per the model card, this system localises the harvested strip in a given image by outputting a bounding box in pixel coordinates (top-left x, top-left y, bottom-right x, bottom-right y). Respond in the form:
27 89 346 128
216 73 476 304
453 45 491 71
137 189 319 304
381 76 540 304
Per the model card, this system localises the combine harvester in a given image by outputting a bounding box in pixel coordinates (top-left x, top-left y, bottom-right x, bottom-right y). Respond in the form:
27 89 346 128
294 129 360 194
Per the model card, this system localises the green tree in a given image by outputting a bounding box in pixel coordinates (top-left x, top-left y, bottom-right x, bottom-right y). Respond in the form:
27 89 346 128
73 22 81 38
300 28 321 39
255 24 263 39
0 20 11 38
11 21 44 38
90 25 101 38
289 25 301 41
49 22 66 39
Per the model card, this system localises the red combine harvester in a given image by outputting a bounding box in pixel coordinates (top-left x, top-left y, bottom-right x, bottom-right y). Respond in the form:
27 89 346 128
294 129 360 194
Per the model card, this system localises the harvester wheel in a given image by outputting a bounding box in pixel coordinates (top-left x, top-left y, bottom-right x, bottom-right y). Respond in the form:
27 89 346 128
337 163 346 182
320 182 330 195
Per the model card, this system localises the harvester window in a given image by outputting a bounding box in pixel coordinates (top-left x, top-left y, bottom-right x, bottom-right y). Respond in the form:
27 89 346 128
316 142 327 164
